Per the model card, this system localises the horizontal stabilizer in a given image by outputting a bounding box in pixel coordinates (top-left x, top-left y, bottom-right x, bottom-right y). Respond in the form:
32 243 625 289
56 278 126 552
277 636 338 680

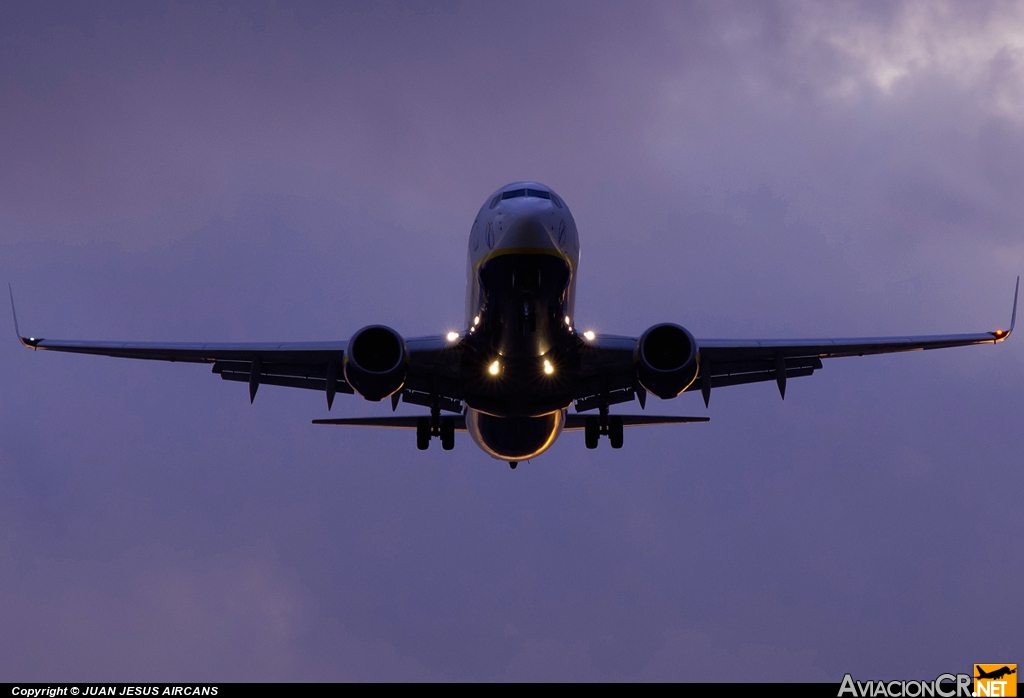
313 416 468 430
313 414 709 430
563 414 709 430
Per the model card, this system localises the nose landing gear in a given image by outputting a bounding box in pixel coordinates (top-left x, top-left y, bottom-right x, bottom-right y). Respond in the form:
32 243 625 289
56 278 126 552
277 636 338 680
517 300 537 334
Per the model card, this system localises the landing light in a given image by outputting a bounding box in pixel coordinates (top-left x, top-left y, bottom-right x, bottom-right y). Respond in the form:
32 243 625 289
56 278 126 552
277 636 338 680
488 360 500 376
583 330 595 341
564 315 571 325
446 331 460 342
543 359 554 375
474 316 480 326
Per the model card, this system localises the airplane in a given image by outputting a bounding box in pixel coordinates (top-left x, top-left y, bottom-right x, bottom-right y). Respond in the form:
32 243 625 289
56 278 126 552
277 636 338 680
975 666 1016 681
11 181 1019 469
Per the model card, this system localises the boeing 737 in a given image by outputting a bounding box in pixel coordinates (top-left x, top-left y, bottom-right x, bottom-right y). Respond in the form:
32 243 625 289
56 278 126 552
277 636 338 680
12 182 1018 468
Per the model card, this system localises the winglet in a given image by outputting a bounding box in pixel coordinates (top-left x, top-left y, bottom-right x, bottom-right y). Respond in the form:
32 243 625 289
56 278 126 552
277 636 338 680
1011 275 1019 333
992 276 1019 341
8 284 40 348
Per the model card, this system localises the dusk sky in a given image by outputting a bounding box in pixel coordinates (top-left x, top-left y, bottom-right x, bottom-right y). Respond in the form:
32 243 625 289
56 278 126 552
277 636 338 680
1 1 1021 681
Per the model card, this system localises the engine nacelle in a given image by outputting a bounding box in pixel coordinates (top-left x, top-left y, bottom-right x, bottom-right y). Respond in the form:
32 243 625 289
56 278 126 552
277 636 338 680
636 323 699 399
344 325 409 401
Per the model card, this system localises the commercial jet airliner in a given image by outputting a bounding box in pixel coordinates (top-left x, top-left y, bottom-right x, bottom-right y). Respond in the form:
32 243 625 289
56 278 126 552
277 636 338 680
13 182 1018 468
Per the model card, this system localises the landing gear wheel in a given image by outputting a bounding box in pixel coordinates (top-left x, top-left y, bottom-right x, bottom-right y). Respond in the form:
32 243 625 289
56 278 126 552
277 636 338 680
609 415 624 449
416 417 430 450
509 461 517 469
584 416 599 449
440 417 455 450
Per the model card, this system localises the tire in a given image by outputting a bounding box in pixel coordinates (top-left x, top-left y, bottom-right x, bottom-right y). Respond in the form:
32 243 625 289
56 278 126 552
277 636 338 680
440 417 455 451
609 415 623 449
584 416 599 449
416 416 430 450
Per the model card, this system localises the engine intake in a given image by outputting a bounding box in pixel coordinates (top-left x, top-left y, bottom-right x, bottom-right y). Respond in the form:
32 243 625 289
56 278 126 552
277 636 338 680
636 323 699 399
344 325 409 401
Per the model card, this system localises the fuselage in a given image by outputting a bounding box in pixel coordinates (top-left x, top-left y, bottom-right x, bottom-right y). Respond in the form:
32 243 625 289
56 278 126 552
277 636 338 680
462 182 581 460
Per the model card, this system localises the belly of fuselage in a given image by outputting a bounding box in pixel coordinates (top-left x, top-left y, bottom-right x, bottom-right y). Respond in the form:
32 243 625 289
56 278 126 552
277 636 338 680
477 252 571 357
462 252 578 420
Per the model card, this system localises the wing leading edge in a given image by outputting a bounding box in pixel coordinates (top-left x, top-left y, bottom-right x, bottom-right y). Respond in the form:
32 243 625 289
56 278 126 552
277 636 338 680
13 333 466 408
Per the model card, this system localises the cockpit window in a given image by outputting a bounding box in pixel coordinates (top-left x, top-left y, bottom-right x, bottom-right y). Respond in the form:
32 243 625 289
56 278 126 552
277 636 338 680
500 188 552 201
551 194 563 208
489 195 501 209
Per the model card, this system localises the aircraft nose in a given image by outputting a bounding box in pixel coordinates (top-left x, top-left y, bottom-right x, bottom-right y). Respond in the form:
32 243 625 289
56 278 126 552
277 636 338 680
497 215 557 251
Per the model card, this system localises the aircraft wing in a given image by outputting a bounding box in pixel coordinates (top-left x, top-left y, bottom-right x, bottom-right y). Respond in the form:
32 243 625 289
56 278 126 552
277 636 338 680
696 277 1016 399
694 328 1010 397
12 291 464 410
574 277 1017 408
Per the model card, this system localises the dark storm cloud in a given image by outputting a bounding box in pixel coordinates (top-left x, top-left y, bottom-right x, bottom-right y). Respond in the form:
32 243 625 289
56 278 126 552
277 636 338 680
1 1 1021 681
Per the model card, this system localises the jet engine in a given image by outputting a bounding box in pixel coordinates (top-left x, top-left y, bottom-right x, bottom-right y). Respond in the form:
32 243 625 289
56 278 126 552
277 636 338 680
636 323 699 399
344 325 409 401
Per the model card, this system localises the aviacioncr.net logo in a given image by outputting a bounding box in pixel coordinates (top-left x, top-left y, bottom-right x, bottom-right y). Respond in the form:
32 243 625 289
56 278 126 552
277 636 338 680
838 673 972 697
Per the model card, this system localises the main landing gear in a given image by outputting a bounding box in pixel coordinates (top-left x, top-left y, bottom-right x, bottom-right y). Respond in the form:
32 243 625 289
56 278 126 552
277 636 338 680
584 414 623 449
416 415 455 451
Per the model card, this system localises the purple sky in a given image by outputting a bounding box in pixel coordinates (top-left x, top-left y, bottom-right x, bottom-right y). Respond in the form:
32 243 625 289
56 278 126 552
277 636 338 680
1 1 1021 681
